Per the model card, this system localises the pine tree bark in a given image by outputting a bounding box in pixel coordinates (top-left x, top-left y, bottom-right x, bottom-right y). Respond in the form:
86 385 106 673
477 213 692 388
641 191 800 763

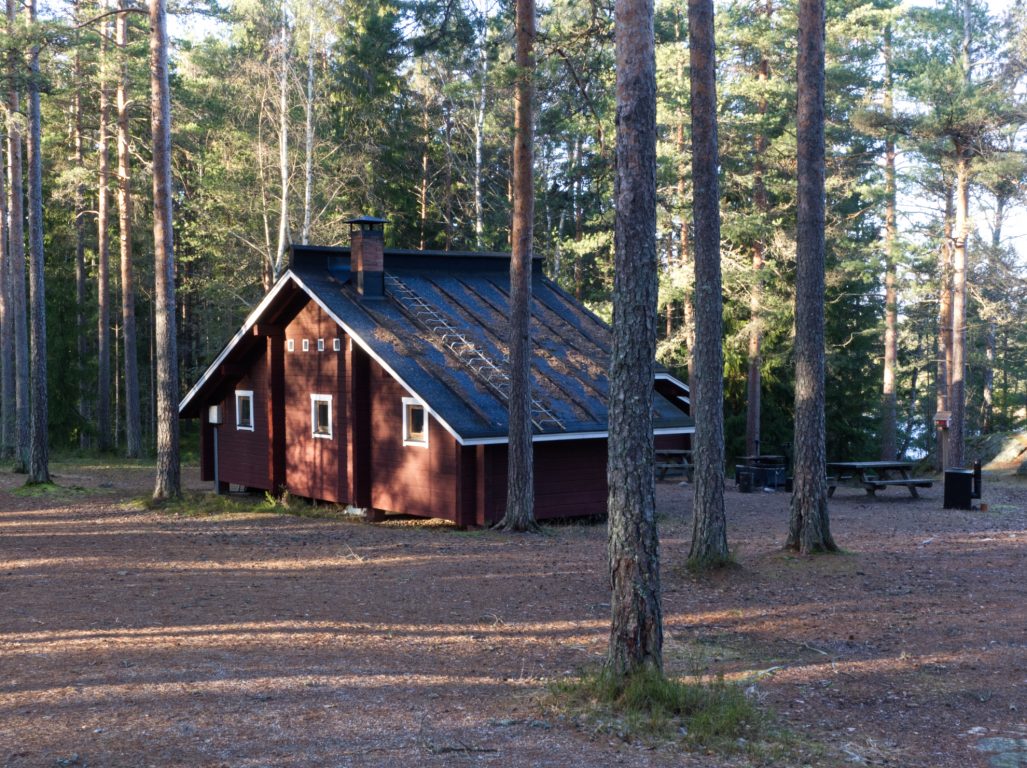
6 0 29 473
949 149 969 468
687 0 728 568
497 0 537 532
746 1 771 459
607 0 662 677
787 0 836 554
274 2 290 279
880 23 898 460
97 29 113 452
150 0 180 499
301 11 314 245
936 182 953 470
74 7 89 451
26 0 48 484
0 114 11 459
117 0 141 458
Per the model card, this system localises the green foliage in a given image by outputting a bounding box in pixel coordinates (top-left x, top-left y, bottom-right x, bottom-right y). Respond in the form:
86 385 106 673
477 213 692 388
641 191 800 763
550 665 768 750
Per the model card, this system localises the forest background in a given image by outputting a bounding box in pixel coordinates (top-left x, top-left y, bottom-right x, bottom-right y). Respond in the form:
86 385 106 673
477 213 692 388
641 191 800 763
3 0 1026 465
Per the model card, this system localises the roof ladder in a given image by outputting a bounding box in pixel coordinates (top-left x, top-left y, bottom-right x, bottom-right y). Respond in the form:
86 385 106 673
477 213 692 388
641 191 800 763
384 274 564 431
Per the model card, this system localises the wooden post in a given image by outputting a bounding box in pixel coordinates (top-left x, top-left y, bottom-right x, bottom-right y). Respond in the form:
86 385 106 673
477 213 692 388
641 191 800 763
265 328 286 493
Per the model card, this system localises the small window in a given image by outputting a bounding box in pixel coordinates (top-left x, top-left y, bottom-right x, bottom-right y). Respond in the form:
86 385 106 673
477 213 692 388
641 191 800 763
287 339 295 352
333 338 341 352
302 339 310 352
402 397 428 447
235 390 254 431
311 394 333 439
317 338 325 352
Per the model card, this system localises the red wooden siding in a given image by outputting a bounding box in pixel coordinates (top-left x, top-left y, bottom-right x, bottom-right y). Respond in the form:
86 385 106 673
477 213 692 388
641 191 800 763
214 347 272 490
368 363 462 521
283 302 345 503
481 439 608 525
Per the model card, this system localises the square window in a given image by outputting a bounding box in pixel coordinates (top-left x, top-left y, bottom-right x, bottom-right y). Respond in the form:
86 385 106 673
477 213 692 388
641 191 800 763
311 394 333 439
317 338 325 352
302 339 310 352
333 338 341 352
287 339 295 352
235 390 254 431
402 398 428 447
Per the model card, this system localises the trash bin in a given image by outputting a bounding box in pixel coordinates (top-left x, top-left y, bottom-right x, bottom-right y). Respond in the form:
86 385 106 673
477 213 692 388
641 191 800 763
737 467 754 493
943 468 973 510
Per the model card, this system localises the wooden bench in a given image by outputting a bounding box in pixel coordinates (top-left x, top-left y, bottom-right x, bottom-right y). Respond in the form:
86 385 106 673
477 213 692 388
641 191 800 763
864 478 933 498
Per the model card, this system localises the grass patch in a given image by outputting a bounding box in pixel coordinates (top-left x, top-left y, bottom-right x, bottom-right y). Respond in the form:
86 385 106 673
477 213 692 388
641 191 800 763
12 481 90 498
548 665 809 762
144 491 278 517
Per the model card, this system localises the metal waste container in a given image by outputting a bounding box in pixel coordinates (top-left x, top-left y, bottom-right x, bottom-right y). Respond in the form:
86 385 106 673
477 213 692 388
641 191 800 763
943 468 973 510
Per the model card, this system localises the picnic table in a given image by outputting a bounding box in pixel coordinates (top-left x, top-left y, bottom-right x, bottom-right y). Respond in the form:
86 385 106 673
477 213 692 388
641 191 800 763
656 449 692 481
826 460 933 498
736 454 787 489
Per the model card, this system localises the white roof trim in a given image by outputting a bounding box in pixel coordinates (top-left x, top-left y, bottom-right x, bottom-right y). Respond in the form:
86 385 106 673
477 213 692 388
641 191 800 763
656 371 691 404
178 274 297 415
461 426 694 447
181 271 696 448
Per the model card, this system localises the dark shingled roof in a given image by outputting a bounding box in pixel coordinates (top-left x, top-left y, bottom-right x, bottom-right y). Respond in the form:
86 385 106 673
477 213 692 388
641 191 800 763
180 244 693 443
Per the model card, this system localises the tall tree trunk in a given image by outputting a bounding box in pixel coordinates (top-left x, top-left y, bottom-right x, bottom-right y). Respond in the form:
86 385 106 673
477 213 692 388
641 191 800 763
301 10 314 245
97 29 112 452
474 36 488 249
497 0 536 532
981 196 1002 433
74 11 89 451
787 0 836 554
936 182 953 470
746 0 771 459
274 1 289 279
419 99 429 250
443 105 454 250
0 109 11 459
880 23 898 460
607 0 662 677
949 148 969 468
26 0 48 484
687 0 728 568
117 0 141 458
6 0 29 473
150 0 180 499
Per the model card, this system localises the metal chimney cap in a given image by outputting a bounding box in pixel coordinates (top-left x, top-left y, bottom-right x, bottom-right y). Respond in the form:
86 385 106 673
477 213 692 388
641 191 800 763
345 215 388 232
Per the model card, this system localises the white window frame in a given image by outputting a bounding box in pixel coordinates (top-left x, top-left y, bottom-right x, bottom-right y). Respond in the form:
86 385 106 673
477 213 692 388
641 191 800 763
287 339 295 352
317 338 325 352
402 397 429 447
302 339 310 352
311 394 333 439
235 390 255 431
333 338 341 352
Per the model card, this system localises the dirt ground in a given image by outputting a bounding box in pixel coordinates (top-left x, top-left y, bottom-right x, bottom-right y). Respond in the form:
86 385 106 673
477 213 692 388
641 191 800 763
1 462 1025 768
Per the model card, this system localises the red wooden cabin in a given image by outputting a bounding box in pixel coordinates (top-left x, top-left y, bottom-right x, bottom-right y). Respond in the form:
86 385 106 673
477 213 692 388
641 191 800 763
179 218 693 526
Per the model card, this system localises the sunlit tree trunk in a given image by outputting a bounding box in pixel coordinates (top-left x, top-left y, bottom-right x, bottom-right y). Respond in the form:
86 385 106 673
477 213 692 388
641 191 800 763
117 0 141 458
607 0 662 677
6 0 29 473
150 0 180 499
301 10 314 245
26 0 48 484
787 0 836 554
687 0 728 568
97 27 113 452
936 182 953 470
746 0 771 459
949 149 969 468
498 0 536 532
474 35 488 249
274 1 290 279
73 10 90 451
880 23 898 460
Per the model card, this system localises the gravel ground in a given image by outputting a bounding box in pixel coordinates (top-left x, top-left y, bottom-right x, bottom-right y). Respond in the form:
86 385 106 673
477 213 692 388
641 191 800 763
0 462 1024 768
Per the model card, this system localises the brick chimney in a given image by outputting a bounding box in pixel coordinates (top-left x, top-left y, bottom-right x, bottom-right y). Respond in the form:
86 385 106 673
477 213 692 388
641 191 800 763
347 215 387 298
